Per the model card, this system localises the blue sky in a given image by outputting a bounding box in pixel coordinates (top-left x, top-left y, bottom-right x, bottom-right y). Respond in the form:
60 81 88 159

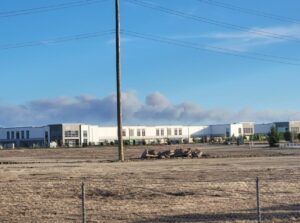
1 0 300 126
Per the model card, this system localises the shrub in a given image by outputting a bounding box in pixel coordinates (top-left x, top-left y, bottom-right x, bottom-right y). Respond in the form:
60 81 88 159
268 127 280 147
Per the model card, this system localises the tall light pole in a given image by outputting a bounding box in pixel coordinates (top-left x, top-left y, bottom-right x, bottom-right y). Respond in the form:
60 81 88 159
115 0 124 161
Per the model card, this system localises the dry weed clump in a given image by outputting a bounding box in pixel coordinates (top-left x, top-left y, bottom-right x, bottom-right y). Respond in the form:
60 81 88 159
141 148 203 159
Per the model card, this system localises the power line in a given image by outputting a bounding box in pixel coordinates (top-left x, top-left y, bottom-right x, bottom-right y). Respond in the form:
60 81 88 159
125 0 300 43
1 28 299 65
197 0 300 24
121 29 300 66
0 0 110 18
0 30 115 50
123 30 300 66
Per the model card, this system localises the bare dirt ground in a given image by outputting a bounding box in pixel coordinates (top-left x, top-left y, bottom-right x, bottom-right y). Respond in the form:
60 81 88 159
0 145 299 223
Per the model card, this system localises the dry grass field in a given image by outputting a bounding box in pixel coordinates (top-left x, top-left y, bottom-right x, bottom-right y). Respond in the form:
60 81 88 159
0 145 299 223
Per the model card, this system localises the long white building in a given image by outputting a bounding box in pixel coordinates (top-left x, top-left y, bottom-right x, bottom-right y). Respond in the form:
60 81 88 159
0 122 254 148
60 122 254 146
0 121 299 148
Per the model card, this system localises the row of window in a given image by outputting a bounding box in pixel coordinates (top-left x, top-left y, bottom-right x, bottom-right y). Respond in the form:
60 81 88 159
7 130 30 140
243 128 254 134
291 127 300 133
64 131 79 138
122 128 183 137
122 129 146 137
238 128 254 134
156 128 183 136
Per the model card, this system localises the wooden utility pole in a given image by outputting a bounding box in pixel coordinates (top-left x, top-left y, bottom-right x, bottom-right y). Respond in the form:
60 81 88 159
115 0 124 161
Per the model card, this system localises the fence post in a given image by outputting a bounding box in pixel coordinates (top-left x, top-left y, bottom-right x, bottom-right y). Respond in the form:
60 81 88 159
256 177 261 223
82 182 86 223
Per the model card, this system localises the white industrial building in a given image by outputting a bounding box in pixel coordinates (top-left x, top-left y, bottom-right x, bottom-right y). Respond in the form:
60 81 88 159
64 123 254 146
80 125 210 146
0 121 297 148
0 122 256 148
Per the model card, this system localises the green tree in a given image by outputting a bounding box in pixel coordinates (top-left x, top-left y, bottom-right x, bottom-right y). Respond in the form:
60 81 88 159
298 133 300 141
283 131 292 142
252 134 260 141
268 127 280 147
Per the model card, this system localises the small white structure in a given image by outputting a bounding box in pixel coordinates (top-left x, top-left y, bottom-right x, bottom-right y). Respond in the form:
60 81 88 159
49 141 57 148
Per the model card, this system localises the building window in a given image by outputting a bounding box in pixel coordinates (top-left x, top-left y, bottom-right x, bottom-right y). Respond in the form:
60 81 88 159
6 132 10 140
174 128 178 136
21 131 25 139
83 130 88 138
45 131 49 143
226 128 230 138
129 129 134 137
16 131 20 140
11 131 15 139
291 127 300 133
167 128 172 136
142 129 146 136
136 129 141 137
122 129 126 137
156 129 160 136
26 130 29 139
179 128 182 136
243 128 253 134
64 131 79 138
161 129 164 136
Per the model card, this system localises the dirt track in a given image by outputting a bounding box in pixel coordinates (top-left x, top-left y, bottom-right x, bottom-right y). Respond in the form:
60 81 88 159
0 145 299 223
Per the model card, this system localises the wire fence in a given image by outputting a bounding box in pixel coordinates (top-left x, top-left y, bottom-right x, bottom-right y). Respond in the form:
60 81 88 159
0 171 299 222
72 178 299 223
